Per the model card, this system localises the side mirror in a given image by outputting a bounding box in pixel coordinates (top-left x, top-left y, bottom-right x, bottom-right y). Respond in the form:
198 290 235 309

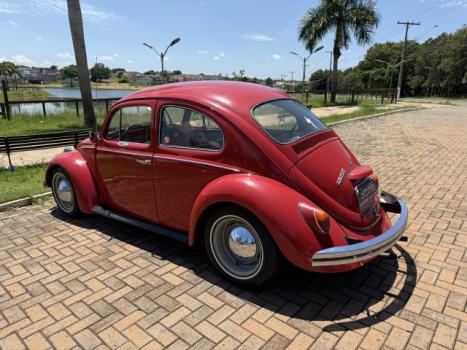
89 130 99 142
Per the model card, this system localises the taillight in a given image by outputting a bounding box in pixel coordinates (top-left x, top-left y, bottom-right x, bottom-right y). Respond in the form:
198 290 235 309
298 202 330 234
370 172 379 183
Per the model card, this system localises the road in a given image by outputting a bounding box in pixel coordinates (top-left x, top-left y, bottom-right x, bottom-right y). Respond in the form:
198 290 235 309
0 106 466 349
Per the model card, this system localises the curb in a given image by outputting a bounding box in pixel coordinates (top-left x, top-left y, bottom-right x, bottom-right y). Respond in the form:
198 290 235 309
0 107 421 213
327 107 423 127
0 192 53 212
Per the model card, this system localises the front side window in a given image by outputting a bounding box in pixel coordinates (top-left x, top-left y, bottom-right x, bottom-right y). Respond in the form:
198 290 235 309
252 99 327 144
106 106 152 144
160 106 224 151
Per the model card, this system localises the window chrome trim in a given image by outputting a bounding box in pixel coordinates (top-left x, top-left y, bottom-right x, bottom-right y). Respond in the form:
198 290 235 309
158 104 225 152
250 98 328 145
153 154 240 173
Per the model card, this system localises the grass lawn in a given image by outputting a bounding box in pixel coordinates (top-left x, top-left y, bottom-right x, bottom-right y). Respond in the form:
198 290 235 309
0 112 106 136
1 89 51 102
0 164 49 204
321 105 415 125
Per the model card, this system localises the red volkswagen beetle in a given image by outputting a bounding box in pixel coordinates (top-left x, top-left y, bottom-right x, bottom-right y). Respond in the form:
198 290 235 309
45 81 408 285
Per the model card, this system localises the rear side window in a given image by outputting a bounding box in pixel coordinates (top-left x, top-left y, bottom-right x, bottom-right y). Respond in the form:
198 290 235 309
160 106 224 151
106 106 152 144
252 99 327 144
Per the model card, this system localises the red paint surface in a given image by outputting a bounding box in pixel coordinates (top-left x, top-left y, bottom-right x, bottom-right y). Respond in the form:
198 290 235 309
46 81 398 272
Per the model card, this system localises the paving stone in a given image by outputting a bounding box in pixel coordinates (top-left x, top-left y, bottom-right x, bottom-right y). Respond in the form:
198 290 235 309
0 106 466 349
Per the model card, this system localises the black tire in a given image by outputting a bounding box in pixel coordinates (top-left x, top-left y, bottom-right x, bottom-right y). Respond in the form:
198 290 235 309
51 168 81 217
204 206 282 286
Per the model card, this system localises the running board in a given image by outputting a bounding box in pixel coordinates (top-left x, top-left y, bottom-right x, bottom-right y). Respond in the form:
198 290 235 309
91 206 188 243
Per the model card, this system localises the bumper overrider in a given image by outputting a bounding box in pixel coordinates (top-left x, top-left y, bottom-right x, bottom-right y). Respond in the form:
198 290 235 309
311 191 408 267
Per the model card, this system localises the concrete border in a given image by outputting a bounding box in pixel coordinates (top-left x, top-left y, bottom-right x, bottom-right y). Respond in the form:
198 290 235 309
327 107 423 127
0 192 52 212
0 107 423 213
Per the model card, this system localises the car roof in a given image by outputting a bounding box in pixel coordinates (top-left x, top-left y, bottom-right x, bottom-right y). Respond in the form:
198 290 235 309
119 81 290 120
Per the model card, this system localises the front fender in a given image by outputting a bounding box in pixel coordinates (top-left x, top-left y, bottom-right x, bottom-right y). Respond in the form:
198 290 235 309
189 173 349 271
45 150 98 214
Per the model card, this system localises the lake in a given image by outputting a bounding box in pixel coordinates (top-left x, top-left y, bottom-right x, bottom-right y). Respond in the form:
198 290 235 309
10 87 135 116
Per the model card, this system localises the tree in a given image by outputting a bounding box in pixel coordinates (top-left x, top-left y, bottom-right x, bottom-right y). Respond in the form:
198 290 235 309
66 0 96 126
172 70 182 75
309 69 328 90
299 0 380 102
265 77 274 87
60 65 78 87
50 65 58 71
0 61 20 89
91 63 111 82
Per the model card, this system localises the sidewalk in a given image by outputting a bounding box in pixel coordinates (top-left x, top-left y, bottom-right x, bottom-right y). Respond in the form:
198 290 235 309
1 102 448 168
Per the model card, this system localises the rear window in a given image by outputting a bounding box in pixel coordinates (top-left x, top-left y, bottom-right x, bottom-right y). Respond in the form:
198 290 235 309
252 99 327 144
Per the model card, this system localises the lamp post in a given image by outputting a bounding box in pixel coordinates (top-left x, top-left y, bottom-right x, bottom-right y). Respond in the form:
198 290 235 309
143 37 180 82
290 46 324 93
375 59 395 89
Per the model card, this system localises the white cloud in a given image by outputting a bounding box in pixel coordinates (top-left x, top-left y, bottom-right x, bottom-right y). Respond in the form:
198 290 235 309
0 1 18 13
97 55 114 61
57 52 73 60
113 53 119 57
5 19 18 26
197 50 208 55
242 33 275 42
43 60 52 66
37 36 46 42
272 54 282 60
213 52 225 61
30 0 120 23
126 60 134 64
436 0 467 8
11 54 35 65
0 57 7 62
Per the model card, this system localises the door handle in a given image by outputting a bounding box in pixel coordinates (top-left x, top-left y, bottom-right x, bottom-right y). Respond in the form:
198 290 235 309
135 159 151 165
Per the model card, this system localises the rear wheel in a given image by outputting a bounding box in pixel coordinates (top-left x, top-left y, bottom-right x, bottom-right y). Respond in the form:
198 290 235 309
205 207 281 285
51 168 80 217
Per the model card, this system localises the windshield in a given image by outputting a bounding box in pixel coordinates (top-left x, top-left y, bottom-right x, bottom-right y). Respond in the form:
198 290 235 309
252 99 327 144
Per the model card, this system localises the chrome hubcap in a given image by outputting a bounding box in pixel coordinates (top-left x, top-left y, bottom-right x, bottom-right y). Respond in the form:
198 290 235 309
228 226 257 259
53 173 74 213
210 215 263 280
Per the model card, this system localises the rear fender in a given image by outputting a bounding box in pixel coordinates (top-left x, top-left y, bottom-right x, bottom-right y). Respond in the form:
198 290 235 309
45 150 98 214
189 173 348 270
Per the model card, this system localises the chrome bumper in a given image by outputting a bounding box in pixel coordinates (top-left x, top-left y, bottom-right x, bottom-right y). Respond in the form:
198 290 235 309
311 191 408 267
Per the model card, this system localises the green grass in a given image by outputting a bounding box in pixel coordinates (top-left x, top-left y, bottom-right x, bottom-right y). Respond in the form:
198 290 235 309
321 105 414 125
0 164 49 204
0 89 51 102
290 93 388 108
0 112 106 136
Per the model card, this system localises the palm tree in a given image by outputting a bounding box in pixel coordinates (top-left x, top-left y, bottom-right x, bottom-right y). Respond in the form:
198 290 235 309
66 0 96 126
0 61 21 89
299 0 380 103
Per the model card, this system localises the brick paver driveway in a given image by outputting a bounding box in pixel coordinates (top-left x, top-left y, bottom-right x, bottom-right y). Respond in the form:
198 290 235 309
1 106 466 350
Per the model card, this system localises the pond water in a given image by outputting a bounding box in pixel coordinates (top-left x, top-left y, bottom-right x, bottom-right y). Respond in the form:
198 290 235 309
9 87 135 116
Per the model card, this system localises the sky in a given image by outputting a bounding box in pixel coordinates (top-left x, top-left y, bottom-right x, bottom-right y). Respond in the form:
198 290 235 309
1 0 466 79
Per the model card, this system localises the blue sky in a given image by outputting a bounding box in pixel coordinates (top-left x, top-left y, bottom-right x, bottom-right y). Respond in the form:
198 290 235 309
1 0 466 79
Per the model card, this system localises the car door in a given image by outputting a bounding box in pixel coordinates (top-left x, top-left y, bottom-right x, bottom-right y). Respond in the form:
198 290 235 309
96 100 158 223
154 101 234 232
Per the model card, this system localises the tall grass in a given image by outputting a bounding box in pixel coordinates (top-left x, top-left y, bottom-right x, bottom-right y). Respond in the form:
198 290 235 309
0 89 51 102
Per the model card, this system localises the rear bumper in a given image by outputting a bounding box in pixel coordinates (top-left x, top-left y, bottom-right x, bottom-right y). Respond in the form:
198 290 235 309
311 191 408 267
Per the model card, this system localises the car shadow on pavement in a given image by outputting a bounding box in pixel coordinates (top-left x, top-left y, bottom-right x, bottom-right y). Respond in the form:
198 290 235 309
51 208 417 333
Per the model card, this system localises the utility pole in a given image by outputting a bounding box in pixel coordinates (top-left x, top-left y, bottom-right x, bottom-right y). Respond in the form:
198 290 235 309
396 21 420 99
290 71 295 92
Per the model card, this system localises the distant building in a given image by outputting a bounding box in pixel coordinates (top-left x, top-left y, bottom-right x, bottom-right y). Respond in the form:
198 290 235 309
16 66 59 84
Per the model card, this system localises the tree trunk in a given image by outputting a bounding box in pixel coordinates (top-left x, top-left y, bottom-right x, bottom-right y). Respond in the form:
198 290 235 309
331 30 341 104
67 0 96 126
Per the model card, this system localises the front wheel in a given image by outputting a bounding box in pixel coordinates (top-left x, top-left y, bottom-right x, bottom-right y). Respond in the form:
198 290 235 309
51 168 80 217
204 207 281 285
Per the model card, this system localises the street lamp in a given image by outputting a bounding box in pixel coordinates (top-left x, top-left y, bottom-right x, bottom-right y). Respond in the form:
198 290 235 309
290 45 324 93
375 58 413 90
143 37 180 82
